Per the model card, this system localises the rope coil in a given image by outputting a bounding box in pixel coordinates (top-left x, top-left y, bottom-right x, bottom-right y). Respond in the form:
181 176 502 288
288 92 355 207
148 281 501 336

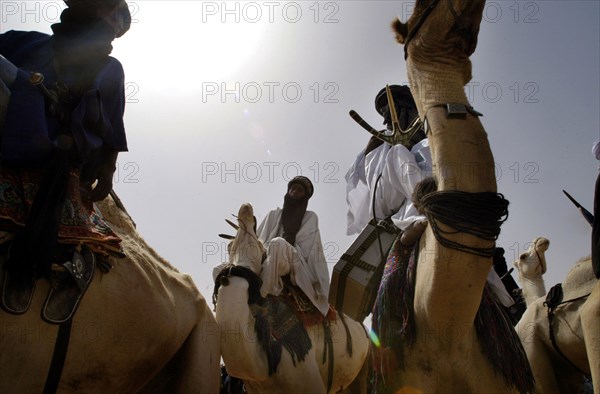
417 190 509 257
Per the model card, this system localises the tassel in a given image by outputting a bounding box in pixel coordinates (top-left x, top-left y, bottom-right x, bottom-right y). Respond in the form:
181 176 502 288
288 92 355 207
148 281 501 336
475 285 535 394
370 238 419 392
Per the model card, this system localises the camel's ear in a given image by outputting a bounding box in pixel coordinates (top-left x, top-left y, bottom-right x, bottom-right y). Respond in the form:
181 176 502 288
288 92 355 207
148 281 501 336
392 18 409 44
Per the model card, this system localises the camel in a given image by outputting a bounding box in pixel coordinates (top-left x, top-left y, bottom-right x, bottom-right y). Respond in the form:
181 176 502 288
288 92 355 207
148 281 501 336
366 1 534 392
516 256 599 393
213 203 370 394
513 237 550 306
0 194 221 393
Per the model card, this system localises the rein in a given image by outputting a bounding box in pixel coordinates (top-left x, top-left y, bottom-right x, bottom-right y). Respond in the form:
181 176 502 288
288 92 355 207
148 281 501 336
212 264 265 309
544 284 591 376
533 243 546 275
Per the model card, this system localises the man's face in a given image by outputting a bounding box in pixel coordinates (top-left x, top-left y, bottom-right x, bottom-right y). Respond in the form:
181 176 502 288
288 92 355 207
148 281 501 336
380 102 399 130
381 101 413 130
287 184 307 200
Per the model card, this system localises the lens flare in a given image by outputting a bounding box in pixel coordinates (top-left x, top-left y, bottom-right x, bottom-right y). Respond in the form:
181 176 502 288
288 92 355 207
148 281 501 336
368 328 381 347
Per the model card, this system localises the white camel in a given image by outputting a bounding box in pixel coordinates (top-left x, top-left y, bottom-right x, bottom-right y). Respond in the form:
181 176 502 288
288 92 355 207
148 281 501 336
516 255 599 393
0 194 221 393
513 237 550 306
214 203 370 394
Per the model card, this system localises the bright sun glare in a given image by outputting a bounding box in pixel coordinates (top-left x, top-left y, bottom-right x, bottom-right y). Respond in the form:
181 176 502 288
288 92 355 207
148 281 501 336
115 2 268 89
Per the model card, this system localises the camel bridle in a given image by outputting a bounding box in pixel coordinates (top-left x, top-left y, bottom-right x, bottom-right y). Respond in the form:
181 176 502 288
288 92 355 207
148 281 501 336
532 241 546 275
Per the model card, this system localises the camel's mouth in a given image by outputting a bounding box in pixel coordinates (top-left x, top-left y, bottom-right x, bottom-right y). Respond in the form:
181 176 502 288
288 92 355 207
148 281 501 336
237 203 255 224
534 238 550 252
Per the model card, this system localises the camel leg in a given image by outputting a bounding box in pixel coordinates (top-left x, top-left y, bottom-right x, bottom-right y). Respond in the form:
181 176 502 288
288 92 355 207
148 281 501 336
527 341 561 394
517 305 560 394
280 349 327 394
138 309 221 394
581 281 600 391
173 310 221 394
339 354 370 394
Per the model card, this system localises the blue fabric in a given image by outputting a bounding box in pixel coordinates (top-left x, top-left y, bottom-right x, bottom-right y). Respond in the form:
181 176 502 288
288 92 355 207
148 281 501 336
1 68 54 166
0 30 127 169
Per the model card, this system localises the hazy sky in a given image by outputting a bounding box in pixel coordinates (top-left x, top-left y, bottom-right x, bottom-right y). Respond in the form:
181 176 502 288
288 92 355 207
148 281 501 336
2 1 599 311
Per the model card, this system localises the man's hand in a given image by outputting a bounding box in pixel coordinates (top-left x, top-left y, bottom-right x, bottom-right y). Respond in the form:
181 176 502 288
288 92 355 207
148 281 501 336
90 150 118 202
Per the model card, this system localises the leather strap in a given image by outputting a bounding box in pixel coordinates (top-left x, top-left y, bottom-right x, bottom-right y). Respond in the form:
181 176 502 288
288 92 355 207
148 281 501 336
43 319 73 394
545 284 590 376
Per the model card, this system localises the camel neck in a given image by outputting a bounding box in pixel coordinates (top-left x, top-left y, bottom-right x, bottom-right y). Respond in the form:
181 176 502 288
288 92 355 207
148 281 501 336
519 275 546 306
407 59 472 117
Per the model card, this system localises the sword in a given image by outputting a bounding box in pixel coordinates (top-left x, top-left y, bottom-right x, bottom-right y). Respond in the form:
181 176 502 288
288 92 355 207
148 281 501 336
562 189 594 226
349 109 423 147
349 109 384 135
386 84 401 134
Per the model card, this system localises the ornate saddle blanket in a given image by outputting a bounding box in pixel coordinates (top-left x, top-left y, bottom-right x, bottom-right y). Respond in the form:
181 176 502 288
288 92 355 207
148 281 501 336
0 167 121 253
279 279 336 327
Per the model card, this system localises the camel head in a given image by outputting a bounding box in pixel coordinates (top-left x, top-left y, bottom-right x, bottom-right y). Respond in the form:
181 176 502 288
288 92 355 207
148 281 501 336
391 0 486 113
227 203 266 275
513 237 550 279
392 0 486 59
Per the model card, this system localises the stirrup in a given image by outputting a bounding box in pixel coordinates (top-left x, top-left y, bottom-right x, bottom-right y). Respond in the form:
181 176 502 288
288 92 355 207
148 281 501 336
42 248 95 324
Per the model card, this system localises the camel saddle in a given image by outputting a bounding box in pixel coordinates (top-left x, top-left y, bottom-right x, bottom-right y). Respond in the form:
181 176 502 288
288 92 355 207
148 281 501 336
329 218 399 321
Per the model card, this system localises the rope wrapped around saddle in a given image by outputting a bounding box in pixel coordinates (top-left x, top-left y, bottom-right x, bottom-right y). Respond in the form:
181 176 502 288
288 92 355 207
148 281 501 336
414 190 509 257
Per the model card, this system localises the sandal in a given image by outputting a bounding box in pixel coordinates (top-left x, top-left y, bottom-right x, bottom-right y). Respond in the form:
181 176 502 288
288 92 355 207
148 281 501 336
42 248 95 324
1 265 38 315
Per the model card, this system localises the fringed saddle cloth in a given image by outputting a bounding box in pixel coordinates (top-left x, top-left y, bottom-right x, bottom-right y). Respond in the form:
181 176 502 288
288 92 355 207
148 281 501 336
253 281 336 376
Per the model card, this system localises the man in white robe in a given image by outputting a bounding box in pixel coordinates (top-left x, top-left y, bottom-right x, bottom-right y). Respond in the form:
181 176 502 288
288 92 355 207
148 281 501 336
345 85 514 308
258 176 330 316
346 85 431 239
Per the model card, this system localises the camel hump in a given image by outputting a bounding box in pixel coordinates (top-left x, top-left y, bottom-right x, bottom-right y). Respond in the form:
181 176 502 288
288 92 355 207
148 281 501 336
560 257 596 300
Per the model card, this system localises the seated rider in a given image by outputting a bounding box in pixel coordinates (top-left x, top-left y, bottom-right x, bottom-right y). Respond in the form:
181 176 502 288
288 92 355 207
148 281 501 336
0 0 132 322
346 85 431 244
258 176 331 317
345 85 514 308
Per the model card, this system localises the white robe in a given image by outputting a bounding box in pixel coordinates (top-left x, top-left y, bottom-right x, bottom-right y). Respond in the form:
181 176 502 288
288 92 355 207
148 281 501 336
257 209 330 316
345 139 432 235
